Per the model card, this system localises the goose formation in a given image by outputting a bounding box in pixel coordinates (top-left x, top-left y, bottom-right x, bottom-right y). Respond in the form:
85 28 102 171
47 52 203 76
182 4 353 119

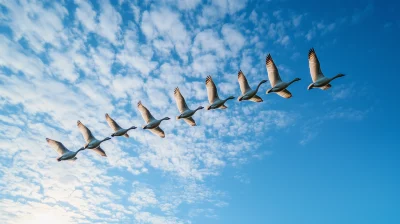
46 48 346 161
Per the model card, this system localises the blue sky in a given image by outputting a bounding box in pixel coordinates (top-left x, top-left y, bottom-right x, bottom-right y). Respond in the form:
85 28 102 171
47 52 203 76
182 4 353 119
0 0 399 223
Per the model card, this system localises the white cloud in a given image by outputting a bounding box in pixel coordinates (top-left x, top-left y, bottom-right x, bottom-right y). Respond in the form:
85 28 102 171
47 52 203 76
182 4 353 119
221 24 246 55
97 0 122 44
74 0 97 32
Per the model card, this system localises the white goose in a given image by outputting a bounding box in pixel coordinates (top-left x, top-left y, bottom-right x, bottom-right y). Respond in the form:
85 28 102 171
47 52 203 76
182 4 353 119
137 101 170 138
205 75 235 110
77 120 110 157
237 70 268 102
174 87 204 126
105 113 136 138
46 138 85 162
265 54 301 98
307 48 345 90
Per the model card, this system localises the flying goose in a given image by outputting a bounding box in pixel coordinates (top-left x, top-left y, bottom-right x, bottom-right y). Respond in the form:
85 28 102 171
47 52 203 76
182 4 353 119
205 75 235 110
77 120 110 157
46 138 85 162
174 87 204 126
237 70 268 102
307 48 345 90
265 54 301 98
105 113 136 138
137 101 170 138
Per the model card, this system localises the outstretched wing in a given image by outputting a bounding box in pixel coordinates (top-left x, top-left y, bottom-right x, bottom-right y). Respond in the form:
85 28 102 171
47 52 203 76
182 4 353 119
308 48 325 82
320 84 331 90
205 76 220 104
183 117 196 126
77 120 95 143
149 127 165 138
91 147 107 157
174 87 189 114
266 54 282 87
276 89 292 99
105 113 122 132
249 95 263 102
46 138 70 155
238 70 252 94
137 101 156 124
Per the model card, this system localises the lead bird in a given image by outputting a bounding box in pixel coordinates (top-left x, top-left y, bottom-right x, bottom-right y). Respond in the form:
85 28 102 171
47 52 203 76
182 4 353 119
46 138 85 162
307 48 345 90
237 70 267 102
137 101 170 138
77 120 110 157
105 113 136 138
265 54 301 98
205 75 235 110
174 87 204 126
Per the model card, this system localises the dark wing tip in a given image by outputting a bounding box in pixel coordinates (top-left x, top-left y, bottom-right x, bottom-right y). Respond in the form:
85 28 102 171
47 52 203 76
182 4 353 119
137 101 142 107
46 138 50 142
77 120 81 126
174 87 179 94
266 54 273 64
205 75 212 84
308 48 315 58
105 113 109 118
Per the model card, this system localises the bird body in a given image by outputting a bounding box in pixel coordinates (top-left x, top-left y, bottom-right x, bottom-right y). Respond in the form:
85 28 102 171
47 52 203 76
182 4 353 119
77 120 110 157
237 70 267 102
137 101 170 138
307 48 345 90
46 138 85 162
105 113 136 138
205 75 235 110
265 54 301 98
174 87 203 126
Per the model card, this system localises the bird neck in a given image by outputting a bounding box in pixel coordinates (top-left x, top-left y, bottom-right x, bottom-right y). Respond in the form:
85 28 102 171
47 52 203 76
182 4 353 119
255 81 265 91
161 117 169 121
330 74 342 81
288 79 299 85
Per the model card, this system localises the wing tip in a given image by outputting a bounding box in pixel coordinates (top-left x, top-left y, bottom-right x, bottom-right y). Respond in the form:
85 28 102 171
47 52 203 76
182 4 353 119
77 120 82 126
308 48 316 59
137 100 142 107
266 54 273 64
46 137 51 142
174 87 179 94
205 75 212 84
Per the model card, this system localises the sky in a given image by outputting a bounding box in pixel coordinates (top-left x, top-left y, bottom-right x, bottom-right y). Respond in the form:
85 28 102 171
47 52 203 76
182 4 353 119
0 0 399 223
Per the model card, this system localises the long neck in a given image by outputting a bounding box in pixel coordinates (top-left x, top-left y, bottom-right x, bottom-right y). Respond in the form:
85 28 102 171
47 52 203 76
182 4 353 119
224 96 233 102
288 78 299 85
100 138 109 143
128 126 136 130
161 117 169 121
195 106 203 112
330 74 342 81
75 148 84 155
255 81 265 92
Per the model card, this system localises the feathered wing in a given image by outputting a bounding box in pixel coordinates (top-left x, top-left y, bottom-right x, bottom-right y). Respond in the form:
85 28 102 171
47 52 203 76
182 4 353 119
238 70 251 94
320 84 332 90
249 95 263 102
174 87 189 114
77 120 95 143
276 89 292 98
219 104 228 109
137 101 156 124
308 48 325 82
91 147 107 157
105 113 122 132
149 127 165 138
183 117 196 126
266 54 282 87
205 76 220 104
46 138 70 155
